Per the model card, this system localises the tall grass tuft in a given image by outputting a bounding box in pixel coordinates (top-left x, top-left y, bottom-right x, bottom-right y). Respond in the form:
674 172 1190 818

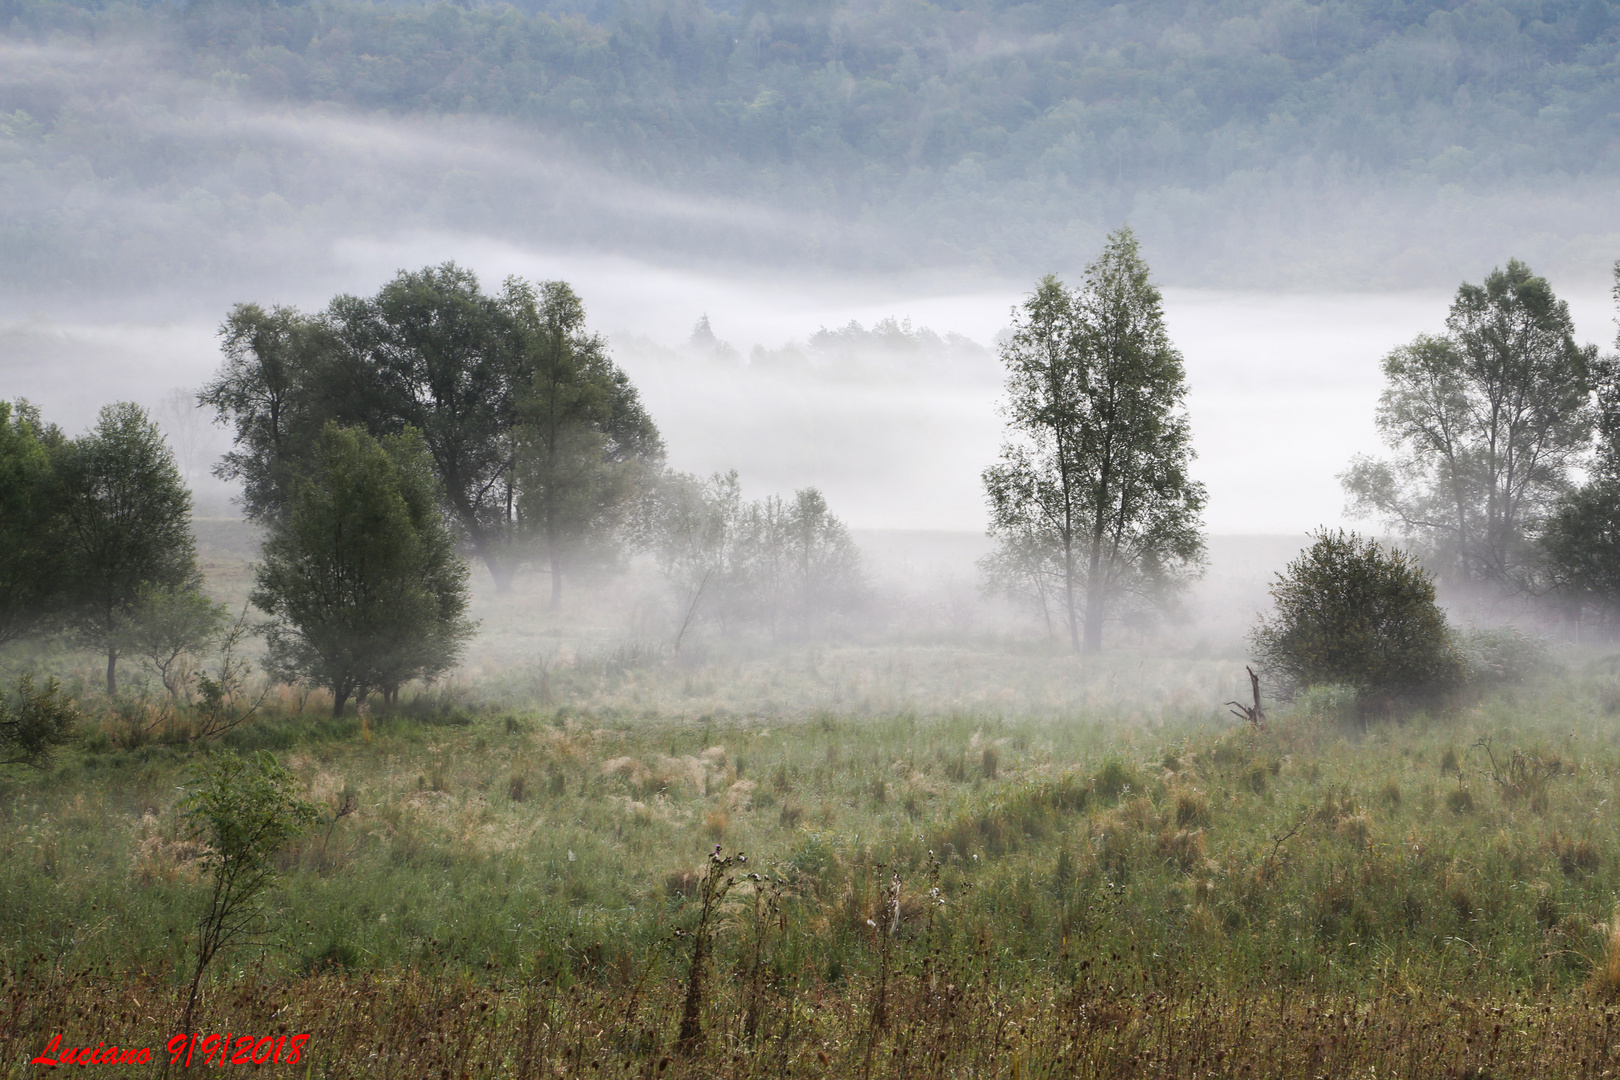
1592 907 1620 999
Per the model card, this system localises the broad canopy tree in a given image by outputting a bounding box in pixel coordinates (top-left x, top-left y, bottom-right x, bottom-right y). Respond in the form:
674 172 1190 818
511 279 664 607
1343 259 1597 594
251 425 475 717
982 228 1206 653
329 265 526 591
202 266 663 599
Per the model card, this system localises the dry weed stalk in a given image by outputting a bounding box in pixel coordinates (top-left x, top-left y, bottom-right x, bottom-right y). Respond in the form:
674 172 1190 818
741 869 785 1044
674 845 741 1055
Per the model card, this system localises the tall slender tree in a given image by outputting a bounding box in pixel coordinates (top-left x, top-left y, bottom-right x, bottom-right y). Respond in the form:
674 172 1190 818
982 228 1206 653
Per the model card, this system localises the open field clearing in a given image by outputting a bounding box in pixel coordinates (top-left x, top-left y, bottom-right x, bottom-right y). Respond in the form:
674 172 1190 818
6 641 1620 1076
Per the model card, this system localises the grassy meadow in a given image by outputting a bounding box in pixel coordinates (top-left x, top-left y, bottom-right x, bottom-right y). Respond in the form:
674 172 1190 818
6 542 1620 1075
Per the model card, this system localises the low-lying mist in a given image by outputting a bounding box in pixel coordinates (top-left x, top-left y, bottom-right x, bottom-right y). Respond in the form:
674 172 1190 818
9 265 1615 535
5 29 1618 678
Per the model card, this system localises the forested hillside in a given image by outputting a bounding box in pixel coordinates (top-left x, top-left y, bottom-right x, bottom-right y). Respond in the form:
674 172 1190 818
3 0 1618 289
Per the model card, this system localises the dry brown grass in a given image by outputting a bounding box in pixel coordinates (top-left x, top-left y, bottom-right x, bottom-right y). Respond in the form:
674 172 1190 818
5 963 1620 1078
1591 907 1620 1001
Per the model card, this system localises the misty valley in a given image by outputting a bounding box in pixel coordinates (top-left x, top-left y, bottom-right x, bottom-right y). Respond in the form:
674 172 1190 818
6 0 1620 1074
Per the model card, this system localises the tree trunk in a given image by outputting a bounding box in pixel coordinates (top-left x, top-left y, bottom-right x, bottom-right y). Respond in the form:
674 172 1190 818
549 555 563 610
332 687 349 718
106 649 118 699
1061 538 1081 653
1082 606 1105 654
1082 536 1105 655
486 554 518 595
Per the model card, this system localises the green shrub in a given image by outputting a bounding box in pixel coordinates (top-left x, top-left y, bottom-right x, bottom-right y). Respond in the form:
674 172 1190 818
0 676 78 769
1250 530 1465 702
1458 625 1549 685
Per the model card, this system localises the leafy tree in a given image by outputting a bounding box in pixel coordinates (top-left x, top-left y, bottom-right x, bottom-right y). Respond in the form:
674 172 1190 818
0 676 78 769
644 474 865 643
203 270 660 598
200 303 344 523
251 424 475 716
117 581 230 702
57 403 200 698
512 279 664 607
330 264 528 590
982 228 1206 653
1251 530 1464 701
715 487 866 640
645 470 747 649
1539 479 1620 620
177 750 322 1036
778 488 864 637
1342 259 1597 593
0 400 66 647
1540 261 1620 619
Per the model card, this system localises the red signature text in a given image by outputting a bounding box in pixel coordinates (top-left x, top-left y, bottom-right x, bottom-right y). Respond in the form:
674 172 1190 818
29 1035 152 1066
167 1033 312 1068
27 1032 312 1068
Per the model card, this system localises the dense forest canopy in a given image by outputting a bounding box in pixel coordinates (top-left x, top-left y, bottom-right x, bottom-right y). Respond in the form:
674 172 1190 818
1 0 1618 291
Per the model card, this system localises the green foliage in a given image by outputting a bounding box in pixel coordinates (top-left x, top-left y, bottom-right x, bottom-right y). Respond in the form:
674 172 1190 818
252 424 476 716
509 278 664 603
982 229 1206 653
339 265 533 591
1458 625 1550 686
0 675 77 768
0 399 66 647
1542 478 1620 617
1251 530 1464 699
1541 273 1620 618
179 750 323 899
178 749 322 1028
1342 260 1597 592
55 402 200 698
200 303 345 524
116 581 231 702
647 472 867 642
203 268 662 596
